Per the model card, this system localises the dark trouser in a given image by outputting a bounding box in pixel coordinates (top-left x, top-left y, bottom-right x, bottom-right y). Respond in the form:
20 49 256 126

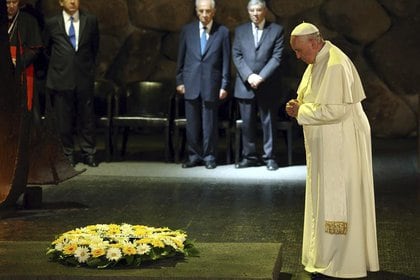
185 97 218 162
238 98 277 160
50 88 96 158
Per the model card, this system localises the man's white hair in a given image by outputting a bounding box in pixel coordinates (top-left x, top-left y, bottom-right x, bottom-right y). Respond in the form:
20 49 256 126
195 0 216 9
247 0 266 9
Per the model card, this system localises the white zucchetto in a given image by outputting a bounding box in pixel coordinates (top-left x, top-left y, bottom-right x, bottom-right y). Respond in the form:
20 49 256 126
291 22 319 36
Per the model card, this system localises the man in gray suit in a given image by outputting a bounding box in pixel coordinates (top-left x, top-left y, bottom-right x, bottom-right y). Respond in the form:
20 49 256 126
232 0 284 171
176 0 230 169
44 0 99 167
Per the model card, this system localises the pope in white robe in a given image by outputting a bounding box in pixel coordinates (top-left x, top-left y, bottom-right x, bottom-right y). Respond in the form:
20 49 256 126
286 23 380 278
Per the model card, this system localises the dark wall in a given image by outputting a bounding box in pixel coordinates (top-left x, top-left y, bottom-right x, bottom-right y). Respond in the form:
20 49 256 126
23 0 420 137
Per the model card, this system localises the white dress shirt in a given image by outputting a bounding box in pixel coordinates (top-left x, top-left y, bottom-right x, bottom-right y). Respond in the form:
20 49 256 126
63 10 80 50
199 20 213 40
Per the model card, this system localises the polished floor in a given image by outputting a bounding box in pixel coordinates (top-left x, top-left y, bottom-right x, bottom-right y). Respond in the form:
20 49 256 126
0 131 418 279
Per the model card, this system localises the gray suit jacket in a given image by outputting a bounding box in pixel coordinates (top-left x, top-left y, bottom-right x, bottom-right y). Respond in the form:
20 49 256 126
232 21 284 102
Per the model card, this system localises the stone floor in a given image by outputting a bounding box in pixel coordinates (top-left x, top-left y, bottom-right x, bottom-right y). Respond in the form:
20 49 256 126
0 132 418 279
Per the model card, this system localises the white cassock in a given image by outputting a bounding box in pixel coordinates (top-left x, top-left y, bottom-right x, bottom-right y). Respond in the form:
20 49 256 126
296 41 380 278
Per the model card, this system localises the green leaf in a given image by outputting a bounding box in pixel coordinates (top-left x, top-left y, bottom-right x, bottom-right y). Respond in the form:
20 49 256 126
133 256 142 267
46 249 55 255
64 257 79 266
124 255 135 266
87 257 108 268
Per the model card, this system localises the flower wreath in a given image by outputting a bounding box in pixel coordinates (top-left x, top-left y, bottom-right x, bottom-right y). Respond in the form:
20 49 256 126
46 224 198 268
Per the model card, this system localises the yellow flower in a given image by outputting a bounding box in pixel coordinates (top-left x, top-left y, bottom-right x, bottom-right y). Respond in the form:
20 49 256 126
172 237 184 249
122 245 137 256
107 224 121 235
85 225 97 231
133 225 148 237
48 224 195 268
137 238 152 244
52 235 65 245
150 238 165 248
62 243 78 255
91 247 106 258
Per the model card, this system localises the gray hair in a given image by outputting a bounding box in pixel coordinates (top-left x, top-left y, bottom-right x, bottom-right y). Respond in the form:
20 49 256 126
304 32 324 44
195 0 216 8
247 0 266 9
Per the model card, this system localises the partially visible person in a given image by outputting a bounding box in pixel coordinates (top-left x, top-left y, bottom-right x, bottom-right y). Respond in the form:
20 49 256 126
176 0 230 169
286 22 379 278
232 0 284 171
7 0 42 111
44 0 99 167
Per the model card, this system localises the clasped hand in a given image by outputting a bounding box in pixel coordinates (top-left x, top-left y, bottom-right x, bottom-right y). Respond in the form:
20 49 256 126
247 73 263 89
286 99 300 118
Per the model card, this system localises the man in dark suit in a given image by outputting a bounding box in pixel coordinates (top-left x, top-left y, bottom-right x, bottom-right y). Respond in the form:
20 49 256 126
176 0 230 169
44 0 99 167
7 0 42 112
232 0 284 171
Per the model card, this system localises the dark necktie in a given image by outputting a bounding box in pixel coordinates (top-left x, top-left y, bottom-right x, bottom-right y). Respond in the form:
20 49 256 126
69 16 76 49
254 24 259 47
200 26 207 55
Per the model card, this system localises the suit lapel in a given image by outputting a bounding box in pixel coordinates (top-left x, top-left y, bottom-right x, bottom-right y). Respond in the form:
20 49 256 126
256 21 271 49
193 22 201 57
260 21 271 44
58 15 72 48
202 23 218 56
246 22 256 50
251 21 271 50
78 12 87 47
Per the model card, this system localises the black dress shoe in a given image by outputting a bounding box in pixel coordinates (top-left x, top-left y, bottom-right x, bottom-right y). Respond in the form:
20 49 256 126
182 160 201 168
311 273 333 279
235 158 259 169
205 160 217 169
84 155 98 167
266 159 279 171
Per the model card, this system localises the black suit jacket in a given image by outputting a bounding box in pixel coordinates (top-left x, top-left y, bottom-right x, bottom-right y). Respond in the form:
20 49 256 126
44 10 99 91
176 20 230 102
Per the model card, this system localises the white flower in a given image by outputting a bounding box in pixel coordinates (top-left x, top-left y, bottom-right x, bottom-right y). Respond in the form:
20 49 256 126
89 241 108 251
176 234 187 243
95 224 109 233
74 247 90 263
48 224 194 268
136 244 151 255
162 237 177 249
120 223 134 236
106 247 122 261
54 243 64 251
89 235 104 245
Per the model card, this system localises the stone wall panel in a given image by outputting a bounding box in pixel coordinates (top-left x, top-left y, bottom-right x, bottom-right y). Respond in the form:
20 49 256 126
127 0 194 32
269 0 323 18
363 77 417 137
321 0 391 44
161 32 180 62
106 29 162 85
148 56 177 87
378 0 420 18
366 17 420 96
83 0 130 36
